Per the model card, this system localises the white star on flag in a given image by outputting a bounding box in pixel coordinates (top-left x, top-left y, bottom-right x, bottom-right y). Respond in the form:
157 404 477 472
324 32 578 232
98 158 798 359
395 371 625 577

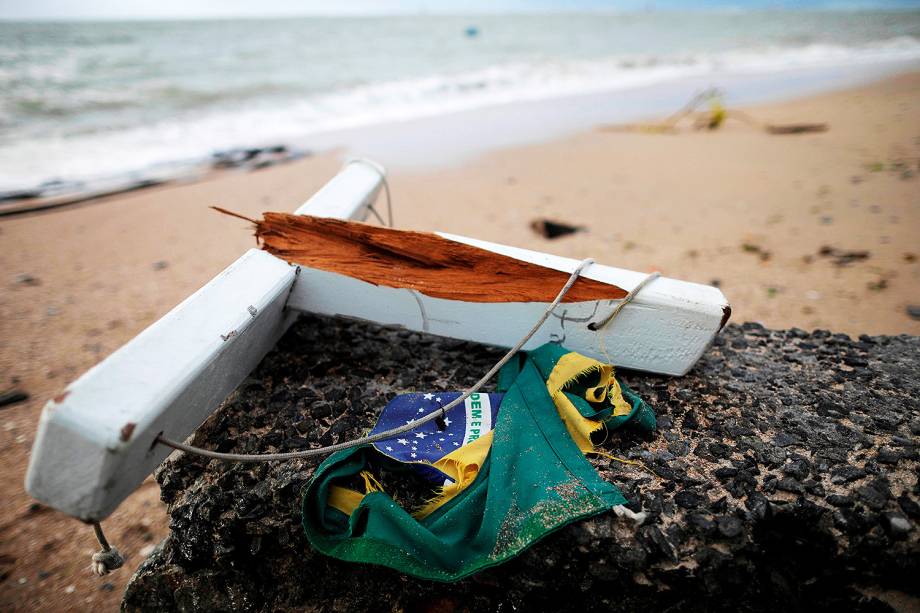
452 442 459 446
439 438 445 441
397 438 408 445
418 408 425 413
443 417 452 427
411 453 417 458
436 397 442 402
405 419 415 425
385 446 393 451
423 393 434 400
415 432 427 439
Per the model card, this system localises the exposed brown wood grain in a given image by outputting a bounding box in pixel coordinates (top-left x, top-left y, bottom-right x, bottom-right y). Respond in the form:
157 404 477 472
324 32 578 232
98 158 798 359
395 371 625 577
218 209 627 303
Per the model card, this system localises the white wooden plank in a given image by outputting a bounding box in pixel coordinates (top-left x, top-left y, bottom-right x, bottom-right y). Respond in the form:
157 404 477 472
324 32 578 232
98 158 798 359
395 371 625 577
25 250 296 520
293 161 383 218
287 234 729 376
25 164 383 521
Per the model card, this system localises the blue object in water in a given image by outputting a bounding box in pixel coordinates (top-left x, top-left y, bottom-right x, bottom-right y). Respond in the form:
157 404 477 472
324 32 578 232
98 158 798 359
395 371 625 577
465 26 479 38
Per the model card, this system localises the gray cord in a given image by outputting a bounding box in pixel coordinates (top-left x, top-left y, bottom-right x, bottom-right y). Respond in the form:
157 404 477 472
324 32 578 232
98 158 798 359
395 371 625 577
588 272 660 331
346 157 393 227
90 521 124 576
156 257 599 462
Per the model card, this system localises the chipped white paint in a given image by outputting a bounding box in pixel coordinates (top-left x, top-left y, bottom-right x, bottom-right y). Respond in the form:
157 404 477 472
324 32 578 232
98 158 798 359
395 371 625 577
26 160 729 523
25 163 382 521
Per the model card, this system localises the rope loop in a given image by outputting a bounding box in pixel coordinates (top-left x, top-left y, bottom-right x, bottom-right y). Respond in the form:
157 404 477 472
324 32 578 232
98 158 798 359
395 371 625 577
90 521 125 576
345 158 393 227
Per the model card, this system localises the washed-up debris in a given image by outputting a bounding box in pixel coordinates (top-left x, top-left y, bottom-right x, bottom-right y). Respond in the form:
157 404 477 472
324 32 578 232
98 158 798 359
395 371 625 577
817 246 870 266
0 144 309 218
764 123 828 135
865 158 919 180
211 145 309 171
14 273 40 286
0 389 29 408
0 188 43 202
530 218 584 239
600 88 828 136
151 260 169 271
740 243 771 262
907 305 920 321
304 345 654 581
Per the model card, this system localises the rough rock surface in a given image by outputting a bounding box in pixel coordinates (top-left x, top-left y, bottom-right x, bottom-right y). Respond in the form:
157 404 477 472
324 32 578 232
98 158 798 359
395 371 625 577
123 316 920 612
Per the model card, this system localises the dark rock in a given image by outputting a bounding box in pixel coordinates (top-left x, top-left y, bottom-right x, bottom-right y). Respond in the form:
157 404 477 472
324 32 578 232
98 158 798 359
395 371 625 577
856 485 888 511
0 389 29 408
674 489 704 509
687 513 716 534
773 432 801 448
529 218 584 240
883 513 912 539
876 448 901 465
777 478 804 494
783 458 811 480
123 318 920 611
830 466 867 484
717 515 743 538
826 494 853 508
899 494 920 520
14 272 40 286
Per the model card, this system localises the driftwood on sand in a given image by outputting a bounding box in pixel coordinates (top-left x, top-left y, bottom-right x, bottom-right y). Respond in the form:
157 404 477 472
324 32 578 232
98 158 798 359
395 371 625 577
599 88 829 136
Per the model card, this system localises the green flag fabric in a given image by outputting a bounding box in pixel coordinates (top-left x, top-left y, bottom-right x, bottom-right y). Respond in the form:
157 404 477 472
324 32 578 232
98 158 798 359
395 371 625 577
301 343 655 581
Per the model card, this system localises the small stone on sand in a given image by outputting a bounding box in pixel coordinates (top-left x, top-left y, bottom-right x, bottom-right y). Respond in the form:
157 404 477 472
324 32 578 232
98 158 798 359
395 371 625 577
14 273 40 286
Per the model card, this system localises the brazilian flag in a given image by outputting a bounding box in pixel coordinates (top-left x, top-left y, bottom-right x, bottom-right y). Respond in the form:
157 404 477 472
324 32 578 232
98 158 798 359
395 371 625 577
302 344 655 581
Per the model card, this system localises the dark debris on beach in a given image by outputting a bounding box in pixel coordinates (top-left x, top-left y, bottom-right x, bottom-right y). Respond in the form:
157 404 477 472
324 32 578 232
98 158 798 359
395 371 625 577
124 315 919 612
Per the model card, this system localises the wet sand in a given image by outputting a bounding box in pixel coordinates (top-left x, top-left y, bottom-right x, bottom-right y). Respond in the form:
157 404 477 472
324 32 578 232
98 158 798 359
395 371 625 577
1 72 918 610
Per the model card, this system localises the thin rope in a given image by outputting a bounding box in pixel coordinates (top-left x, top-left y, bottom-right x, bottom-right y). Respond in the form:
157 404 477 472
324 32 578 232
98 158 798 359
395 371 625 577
589 450 660 480
590 271 660 365
89 521 124 576
156 257 598 462
346 157 393 227
588 271 660 332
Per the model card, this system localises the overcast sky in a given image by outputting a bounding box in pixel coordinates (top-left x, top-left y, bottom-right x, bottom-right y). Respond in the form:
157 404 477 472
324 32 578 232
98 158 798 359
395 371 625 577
0 0 917 20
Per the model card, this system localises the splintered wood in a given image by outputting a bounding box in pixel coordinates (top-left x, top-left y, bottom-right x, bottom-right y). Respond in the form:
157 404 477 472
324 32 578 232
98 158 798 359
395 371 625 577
229 210 627 303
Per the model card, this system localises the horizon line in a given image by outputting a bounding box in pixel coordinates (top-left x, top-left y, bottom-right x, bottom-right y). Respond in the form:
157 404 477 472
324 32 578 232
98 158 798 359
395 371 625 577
2 6 920 23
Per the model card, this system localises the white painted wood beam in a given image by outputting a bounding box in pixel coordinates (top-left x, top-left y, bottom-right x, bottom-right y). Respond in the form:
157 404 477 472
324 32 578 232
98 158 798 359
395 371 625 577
287 232 729 376
25 163 382 521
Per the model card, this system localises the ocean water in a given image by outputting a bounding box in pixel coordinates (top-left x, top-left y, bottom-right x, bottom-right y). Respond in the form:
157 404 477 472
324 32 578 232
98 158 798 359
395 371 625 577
1 11 919 191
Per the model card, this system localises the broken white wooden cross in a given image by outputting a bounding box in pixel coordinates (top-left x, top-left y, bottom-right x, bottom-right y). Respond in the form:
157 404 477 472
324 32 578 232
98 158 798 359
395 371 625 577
25 161 730 521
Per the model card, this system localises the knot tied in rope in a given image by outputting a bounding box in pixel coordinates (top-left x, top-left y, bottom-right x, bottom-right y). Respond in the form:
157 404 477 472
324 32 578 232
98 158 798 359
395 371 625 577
90 521 125 576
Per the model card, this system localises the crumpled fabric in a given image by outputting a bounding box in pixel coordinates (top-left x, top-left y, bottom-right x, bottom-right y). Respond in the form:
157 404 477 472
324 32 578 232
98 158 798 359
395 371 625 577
301 343 655 581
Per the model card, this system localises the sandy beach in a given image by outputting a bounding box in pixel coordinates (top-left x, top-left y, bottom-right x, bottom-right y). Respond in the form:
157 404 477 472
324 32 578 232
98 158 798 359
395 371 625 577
1 72 918 610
